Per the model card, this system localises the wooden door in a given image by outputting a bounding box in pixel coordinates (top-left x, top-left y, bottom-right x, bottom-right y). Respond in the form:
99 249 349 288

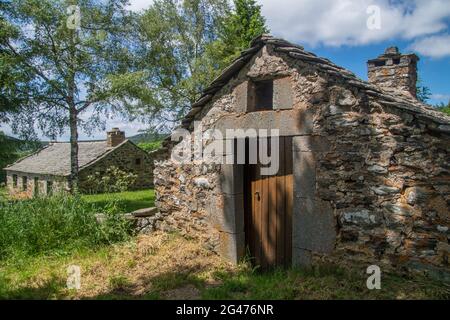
244 136 293 269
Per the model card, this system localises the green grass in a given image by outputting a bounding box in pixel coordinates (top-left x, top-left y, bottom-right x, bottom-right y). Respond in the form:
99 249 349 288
0 195 132 261
201 265 450 300
0 189 447 300
82 189 155 213
0 233 448 300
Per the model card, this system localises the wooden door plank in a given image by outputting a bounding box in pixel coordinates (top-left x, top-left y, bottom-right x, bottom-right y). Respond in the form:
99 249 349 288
268 168 277 266
276 137 286 266
254 162 262 267
245 163 253 259
285 137 293 266
261 172 269 270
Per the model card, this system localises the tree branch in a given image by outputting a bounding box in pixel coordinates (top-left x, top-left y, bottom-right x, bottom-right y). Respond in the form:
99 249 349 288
4 41 68 100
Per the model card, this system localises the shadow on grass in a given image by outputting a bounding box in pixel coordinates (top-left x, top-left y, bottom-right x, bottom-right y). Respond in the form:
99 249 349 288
0 275 67 300
87 262 211 300
199 264 450 300
1 262 449 300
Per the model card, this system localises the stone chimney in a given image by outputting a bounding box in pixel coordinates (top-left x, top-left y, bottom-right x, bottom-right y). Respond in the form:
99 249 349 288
107 128 125 148
367 47 419 99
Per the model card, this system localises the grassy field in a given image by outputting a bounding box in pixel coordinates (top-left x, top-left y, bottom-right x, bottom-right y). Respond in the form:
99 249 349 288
82 189 155 213
0 189 448 300
0 232 448 300
0 188 155 213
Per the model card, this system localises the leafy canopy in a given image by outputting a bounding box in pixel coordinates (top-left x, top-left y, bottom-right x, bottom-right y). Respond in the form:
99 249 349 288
134 0 269 130
219 0 269 64
0 0 141 138
135 0 230 130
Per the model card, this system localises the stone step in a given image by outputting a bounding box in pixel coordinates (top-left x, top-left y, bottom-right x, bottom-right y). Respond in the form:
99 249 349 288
95 207 159 223
131 207 159 218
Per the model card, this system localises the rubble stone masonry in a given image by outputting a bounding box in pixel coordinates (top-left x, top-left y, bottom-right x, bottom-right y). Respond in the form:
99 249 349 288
154 41 450 275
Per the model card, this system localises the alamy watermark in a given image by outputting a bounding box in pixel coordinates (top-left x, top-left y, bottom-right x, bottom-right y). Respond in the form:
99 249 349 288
66 5 81 30
66 265 81 290
366 265 381 290
171 121 280 176
367 5 382 30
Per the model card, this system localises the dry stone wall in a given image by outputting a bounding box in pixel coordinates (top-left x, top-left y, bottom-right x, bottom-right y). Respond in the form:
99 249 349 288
6 171 68 198
154 43 450 274
6 141 154 198
79 141 154 192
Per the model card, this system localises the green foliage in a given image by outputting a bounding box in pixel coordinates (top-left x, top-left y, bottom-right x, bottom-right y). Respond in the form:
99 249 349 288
218 0 269 64
1 0 143 189
435 101 450 115
417 85 432 103
138 141 163 152
134 0 269 129
136 0 230 128
0 195 132 261
84 166 138 194
0 131 40 182
1 0 138 136
416 77 431 103
129 132 167 144
201 264 450 300
0 186 7 202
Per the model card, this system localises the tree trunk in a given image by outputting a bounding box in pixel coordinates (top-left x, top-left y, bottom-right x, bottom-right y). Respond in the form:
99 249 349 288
67 27 78 194
68 106 79 193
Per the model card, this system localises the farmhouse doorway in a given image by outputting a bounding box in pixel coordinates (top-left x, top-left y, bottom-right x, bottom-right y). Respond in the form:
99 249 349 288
244 136 293 269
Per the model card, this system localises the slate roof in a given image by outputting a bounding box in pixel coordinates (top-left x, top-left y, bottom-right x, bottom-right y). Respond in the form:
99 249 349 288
177 34 450 134
4 140 128 176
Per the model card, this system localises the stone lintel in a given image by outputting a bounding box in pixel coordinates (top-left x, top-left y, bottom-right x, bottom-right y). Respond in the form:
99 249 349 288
213 109 314 137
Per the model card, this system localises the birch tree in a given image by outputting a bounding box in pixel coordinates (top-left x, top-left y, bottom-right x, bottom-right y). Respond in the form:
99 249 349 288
0 0 142 191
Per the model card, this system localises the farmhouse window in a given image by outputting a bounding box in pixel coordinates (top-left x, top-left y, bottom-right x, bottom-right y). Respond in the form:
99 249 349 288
13 175 17 188
135 158 142 167
34 177 39 195
46 181 53 195
22 176 28 191
246 77 293 111
247 79 274 111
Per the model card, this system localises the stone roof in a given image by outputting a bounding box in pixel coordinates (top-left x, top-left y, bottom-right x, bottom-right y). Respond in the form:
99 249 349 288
4 140 128 176
177 34 450 133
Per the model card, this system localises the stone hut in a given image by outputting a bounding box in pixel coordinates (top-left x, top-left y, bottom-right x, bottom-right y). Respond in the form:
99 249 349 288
4 128 154 198
153 35 450 273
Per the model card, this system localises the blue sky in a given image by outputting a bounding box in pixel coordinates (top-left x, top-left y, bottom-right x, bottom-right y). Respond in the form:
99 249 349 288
259 0 450 106
2 0 450 140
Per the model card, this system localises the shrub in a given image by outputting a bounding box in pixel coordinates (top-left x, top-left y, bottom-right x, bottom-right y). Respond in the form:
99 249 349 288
84 166 137 194
0 195 132 260
137 141 162 152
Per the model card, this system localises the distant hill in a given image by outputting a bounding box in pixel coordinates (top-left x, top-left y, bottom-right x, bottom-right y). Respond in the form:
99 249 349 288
127 132 168 153
128 132 168 144
0 133 42 182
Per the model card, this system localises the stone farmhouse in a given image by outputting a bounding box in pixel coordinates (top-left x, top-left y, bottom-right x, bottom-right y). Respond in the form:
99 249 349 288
4 128 153 198
153 35 450 273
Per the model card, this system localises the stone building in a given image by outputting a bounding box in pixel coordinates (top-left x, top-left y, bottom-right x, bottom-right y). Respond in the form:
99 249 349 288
4 128 154 198
153 35 450 274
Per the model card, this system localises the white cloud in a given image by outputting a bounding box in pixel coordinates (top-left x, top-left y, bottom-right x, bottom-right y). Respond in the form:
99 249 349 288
409 34 450 58
431 93 450 101
127 0 153 12
260 0 450 49
0 116 148 141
